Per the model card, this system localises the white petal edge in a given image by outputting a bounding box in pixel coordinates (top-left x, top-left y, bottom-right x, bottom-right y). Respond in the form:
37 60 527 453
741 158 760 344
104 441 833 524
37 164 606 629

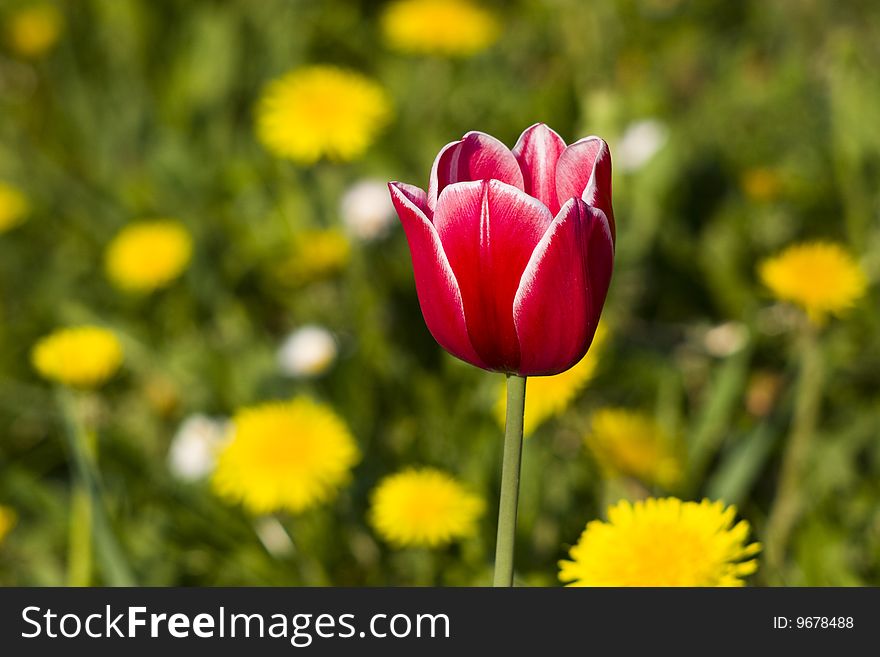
565 135 609 207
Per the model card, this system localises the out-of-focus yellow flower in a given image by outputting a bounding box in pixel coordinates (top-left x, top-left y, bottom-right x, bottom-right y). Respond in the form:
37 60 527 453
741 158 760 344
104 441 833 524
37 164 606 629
276 228 351 285
4 3 63 59
31 326 123 388
143 375 181 417
213 398 359 515
494 324 608 435
381 0 499 57
105 220 193 292
586 408 682 488
759 242 867 325
0 181 29 233
0 505 16 544
369 467 484 548
256 65 392 164
740 167 783 203
559 498 761 586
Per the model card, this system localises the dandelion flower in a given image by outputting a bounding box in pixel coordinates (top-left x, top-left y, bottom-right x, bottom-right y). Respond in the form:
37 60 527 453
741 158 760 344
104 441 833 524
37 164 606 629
381 0 499 57
586 409 682 488
494 324 608 435
213 398 359 515
105 220 193 292
0 181 29 233
277 325 337 378
559 498 761 586
256 65 392 164
31 326 123 388
759 242 867 324
369 468 484 548
0 506 16 544
4 3 63 59
275 228 351 285
340 179 396 241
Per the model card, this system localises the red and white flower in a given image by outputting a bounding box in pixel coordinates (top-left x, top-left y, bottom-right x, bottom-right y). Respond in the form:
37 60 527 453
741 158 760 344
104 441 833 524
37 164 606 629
389 123 615 376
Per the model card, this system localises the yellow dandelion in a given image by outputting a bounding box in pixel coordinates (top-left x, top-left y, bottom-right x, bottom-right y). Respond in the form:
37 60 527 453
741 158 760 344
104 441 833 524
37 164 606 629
369 467 484 548
4 3 63 59
758 241 867 325
381 0 499 57
255 65 392 164
105 220 193 292
0 505 16 544
586 408 682 488
213 397 359 515
31 326 123 388
494 324 608 435
0 181 29 233
275 228 352 285
559 497 761 587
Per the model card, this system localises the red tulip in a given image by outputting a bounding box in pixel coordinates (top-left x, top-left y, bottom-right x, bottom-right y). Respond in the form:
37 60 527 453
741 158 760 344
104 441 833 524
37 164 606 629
389 123 614 376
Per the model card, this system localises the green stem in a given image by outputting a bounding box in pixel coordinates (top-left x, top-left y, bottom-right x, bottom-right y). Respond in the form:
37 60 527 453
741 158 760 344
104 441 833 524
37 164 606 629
288 512 331 586
493 375 527 587
298 164 328 227
685 337 753 493
764 323 823 582
58 390 136 586
67 427 96 586
406 548 436 586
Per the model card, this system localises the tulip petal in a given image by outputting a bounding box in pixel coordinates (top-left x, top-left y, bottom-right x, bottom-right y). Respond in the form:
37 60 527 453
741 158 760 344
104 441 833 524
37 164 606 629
555 136 615 241
513 199 614 376
388 182 486 369
428 131 525 212
512 123 567 215
390 181 429 214
434 180 554 371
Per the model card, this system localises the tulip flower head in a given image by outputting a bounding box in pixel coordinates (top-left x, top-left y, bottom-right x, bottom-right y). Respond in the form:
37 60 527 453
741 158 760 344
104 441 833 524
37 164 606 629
389 124 614 376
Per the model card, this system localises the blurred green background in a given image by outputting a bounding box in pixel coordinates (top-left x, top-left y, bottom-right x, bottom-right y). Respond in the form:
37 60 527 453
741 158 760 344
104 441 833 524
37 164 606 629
1 0 879 586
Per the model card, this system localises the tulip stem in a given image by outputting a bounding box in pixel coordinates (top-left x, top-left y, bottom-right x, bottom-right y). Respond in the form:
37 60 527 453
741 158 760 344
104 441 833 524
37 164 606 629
493 375 527 587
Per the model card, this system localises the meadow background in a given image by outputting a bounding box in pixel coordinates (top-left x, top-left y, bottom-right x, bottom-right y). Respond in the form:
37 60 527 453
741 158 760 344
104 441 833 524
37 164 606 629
1 0 879 586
